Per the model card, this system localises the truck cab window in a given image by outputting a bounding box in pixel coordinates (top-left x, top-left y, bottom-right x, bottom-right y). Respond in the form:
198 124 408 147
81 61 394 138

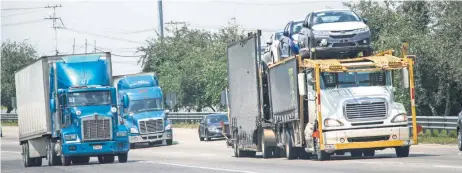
127 98 163 113
320 71 391 89
68 91 111 107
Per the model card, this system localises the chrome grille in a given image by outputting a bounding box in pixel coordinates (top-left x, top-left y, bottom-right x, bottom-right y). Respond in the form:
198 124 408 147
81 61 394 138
82 116 112 141
139 118 164 134
345 100 387 120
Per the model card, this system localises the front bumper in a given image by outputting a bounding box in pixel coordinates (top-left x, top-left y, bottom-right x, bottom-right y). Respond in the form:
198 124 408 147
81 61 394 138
322 126 412 151
129 130 172 144
62 140 129 156
310 31 371 56
207 130 226 138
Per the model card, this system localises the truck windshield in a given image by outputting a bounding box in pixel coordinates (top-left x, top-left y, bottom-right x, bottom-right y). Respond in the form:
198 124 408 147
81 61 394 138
320 71 391 89
68 91 112 107
127 98 163 113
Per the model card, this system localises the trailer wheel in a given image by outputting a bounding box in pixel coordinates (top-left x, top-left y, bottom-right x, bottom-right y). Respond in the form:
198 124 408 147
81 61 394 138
22 142 35 167
285 131 296 160
261 134 273 159
395 146 410 158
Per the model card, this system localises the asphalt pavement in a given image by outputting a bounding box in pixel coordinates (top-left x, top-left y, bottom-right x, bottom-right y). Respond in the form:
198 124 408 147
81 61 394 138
2 126 462 173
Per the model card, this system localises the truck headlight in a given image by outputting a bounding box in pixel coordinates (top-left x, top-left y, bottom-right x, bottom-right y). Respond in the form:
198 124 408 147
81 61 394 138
165 124 171 130
75 110 82 116
392 113 407 123
324 118 344 127
208 126 217 131
64 134 77 141
117 131 127 137
130 127 139 134
111 107 118 113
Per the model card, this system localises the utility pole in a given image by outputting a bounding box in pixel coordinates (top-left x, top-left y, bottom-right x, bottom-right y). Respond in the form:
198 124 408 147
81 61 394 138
72 38 75 54
85 39 87 54
44 4 64 55
94 40 96 53
158 0 164 39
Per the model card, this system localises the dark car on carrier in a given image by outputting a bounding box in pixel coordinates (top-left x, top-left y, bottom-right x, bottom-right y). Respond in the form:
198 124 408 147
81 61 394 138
198 113 229 141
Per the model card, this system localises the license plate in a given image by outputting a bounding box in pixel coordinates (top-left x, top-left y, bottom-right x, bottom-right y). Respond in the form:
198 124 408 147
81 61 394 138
93 145 102 150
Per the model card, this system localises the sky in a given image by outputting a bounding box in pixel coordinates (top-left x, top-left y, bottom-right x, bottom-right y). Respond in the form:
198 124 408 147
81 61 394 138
1 0 345 76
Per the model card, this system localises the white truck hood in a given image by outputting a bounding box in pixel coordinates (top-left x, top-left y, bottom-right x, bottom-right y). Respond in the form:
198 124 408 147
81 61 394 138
312 21 368 31
320 86 393 118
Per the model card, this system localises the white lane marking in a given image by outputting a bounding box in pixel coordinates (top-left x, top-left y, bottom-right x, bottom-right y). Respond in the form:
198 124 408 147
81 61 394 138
141 161 258 173
347 160 405 165
1 151 21 154
434 165 462 169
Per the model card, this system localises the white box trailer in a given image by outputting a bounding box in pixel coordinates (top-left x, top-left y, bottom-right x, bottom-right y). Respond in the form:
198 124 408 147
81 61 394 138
15 58 52 142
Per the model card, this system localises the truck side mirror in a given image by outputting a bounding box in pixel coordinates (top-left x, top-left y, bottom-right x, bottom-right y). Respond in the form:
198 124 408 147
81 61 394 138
122 95 129 108
297 73 306 96
401 68 410 89
50 98 56 112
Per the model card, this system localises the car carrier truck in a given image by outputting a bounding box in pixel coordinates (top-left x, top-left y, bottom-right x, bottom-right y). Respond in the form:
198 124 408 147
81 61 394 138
14 53 130 167
113 72 173 149
225 30 422 161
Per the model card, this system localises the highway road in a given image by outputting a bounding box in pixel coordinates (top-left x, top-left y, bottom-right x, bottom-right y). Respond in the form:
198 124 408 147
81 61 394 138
2 126 462 173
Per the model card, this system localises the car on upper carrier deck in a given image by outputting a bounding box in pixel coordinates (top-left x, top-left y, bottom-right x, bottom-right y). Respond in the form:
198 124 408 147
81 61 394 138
297 9 373 59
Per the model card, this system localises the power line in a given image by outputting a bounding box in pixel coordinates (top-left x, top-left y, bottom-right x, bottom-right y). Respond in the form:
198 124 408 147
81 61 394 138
0 6 46 11
1 19 44 27
64 28 145 44
1 9 45 18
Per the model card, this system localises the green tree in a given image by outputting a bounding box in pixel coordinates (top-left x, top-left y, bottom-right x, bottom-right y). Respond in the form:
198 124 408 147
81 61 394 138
1 40 37 113
138 20 245 112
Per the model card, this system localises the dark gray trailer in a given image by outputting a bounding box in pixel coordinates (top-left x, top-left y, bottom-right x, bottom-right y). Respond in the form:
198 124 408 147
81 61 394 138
226 30 308 159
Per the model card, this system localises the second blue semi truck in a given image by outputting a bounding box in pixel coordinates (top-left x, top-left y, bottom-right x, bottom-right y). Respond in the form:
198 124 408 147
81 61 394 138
113 72 173 148
14 52 130 167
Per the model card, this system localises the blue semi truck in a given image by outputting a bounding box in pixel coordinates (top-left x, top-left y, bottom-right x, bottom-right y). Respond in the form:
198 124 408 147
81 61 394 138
14 53 130 167
113 72 173 149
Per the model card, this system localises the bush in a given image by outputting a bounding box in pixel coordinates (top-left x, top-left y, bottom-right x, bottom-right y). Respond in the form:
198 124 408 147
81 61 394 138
449 130 458 138
432 129 440 137
440 130 448 137
423 129 432 137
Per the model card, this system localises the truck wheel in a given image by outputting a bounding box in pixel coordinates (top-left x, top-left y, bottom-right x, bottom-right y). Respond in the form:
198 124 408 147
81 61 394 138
363 150 375 157
166 139 173 145
118 153 128 163
314 138 331 161
22 143 34 167
47 140 61 166
395 146 410 158
261 134 272 159
350 150 362 157
458 129 462 151
285 131 296 160
61 155 72 166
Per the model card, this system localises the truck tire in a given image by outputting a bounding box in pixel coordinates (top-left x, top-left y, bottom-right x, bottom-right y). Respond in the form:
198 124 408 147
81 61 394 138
22 143 34 167
105 155 115 163
285 131 296 160
261 134 272 159
363 150 375 157
166 139 173 145
61 155 72 166
47 140 61 166
395 146 410 158
315 138 331 161
118 153 128 163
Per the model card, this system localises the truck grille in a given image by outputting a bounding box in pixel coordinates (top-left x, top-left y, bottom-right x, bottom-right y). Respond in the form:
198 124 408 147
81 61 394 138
345 101 387 120
139 118 164 134
82 116 112 141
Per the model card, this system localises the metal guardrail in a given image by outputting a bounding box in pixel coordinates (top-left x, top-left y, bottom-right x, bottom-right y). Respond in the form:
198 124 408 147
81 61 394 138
1 113 458 130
